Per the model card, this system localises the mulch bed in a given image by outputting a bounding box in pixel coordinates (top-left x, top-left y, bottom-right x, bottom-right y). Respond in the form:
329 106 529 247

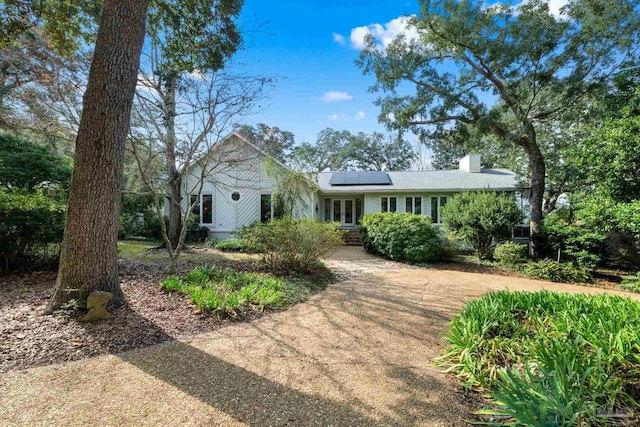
0 258 263 373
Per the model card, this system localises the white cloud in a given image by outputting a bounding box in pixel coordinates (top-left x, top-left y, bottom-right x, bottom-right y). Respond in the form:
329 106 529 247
332 32 346 45
329 111 366 121
320 90 353 102
350 15 419 50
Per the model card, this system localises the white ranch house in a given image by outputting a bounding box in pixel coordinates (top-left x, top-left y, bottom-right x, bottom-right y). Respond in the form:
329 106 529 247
184 132 524 241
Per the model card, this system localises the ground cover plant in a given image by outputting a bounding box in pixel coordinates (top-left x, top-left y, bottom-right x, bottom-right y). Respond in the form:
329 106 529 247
211 238 263 253
161 265 325 317
439 291 640 426
620 273 640 293
359 212 443 263
518 259 592 283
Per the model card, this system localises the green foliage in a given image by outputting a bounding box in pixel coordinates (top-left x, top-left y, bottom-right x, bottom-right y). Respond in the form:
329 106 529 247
237 217 343 272
265 159 316 218
0 133 73 190
340 131 415 171
493 242 528 266
518 260 592 283
439 291 640 425
0 187 66 274
291 128 352 172
212 239 263 253
360 212 443 263
620 274 640 293
235 123 295 163
161 266 287 317
359 212 387 253
147 0 243 75
542 208 606 268
441 191 523 260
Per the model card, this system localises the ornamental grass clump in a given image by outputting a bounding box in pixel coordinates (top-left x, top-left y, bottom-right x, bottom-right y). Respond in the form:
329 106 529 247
439 291 640 426
161 266 287 317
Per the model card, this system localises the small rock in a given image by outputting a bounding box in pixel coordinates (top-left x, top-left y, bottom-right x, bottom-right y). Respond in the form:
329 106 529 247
80 291 113 322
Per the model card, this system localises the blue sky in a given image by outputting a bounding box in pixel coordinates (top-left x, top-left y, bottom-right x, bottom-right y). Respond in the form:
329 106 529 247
234 0 421 144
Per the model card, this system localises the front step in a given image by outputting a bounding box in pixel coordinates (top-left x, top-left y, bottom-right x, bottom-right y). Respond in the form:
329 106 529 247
342 229 361 246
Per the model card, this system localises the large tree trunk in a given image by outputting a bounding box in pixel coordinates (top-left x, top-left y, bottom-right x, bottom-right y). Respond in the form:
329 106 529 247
46 0 150 313
526 143 546 259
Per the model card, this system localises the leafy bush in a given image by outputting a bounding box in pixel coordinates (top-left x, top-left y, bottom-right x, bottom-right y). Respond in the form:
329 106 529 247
620 273 640 293
212 239 263 253
161 266 288 316
542 208 606 268
493 242 528 266
359 212 386 253
237 217 343 272
439 291 640 425
519 259 592 283
360 212 443 263
440 191 523 259
0 133 73 190
0 188 66 274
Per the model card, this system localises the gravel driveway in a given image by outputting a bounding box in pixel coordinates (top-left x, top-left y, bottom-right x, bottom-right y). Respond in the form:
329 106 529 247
2 247 638 426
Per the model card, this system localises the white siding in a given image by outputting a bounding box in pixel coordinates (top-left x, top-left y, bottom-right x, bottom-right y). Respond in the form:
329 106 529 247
363 192 454 222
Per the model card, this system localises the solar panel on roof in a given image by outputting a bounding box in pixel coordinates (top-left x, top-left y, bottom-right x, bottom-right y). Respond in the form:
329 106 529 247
329 171 392 186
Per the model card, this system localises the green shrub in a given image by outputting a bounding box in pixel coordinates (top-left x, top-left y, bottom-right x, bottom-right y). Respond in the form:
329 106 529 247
493 242 528 266
542 208 606 268
620 273 640 293
237 217 343 272
0 133 73 190
439 291 640 425
161 266 289 316
440 191 523 260
360 212 443 264
213 239 263 253
0 188 66 274
359 212 386 253
519 259 592 283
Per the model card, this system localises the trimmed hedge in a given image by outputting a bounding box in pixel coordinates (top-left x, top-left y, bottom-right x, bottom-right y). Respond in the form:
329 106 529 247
359 212 443 263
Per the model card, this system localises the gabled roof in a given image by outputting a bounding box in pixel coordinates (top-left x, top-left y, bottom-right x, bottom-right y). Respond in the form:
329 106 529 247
317 169 518 193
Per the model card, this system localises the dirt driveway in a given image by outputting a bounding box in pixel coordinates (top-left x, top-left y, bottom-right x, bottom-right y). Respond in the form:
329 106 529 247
2 248 638 426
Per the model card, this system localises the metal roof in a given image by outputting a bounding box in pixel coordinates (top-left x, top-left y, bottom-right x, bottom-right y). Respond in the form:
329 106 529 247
329 171 392 186
317 169 519 193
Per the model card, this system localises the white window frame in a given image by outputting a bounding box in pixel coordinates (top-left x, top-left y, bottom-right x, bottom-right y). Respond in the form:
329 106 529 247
430 196 448 224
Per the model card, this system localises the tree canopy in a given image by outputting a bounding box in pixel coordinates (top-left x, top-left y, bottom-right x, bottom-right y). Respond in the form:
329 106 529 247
358 0 640 255
235 123 295 163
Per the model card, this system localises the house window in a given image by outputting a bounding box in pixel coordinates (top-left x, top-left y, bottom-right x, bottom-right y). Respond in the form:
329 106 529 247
260 194 271 223
202 194 213 224
405 196 422 215
381 197 397 213
430 196 447 224
190 194 200 218
324 199 331 222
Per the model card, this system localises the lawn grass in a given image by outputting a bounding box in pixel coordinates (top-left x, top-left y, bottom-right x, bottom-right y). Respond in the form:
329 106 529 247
439 291 640 426
161 265 331 317
117 239 259 263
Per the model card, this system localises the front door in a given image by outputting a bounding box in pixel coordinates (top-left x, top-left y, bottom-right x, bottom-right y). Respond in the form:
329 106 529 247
332 199 355 227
